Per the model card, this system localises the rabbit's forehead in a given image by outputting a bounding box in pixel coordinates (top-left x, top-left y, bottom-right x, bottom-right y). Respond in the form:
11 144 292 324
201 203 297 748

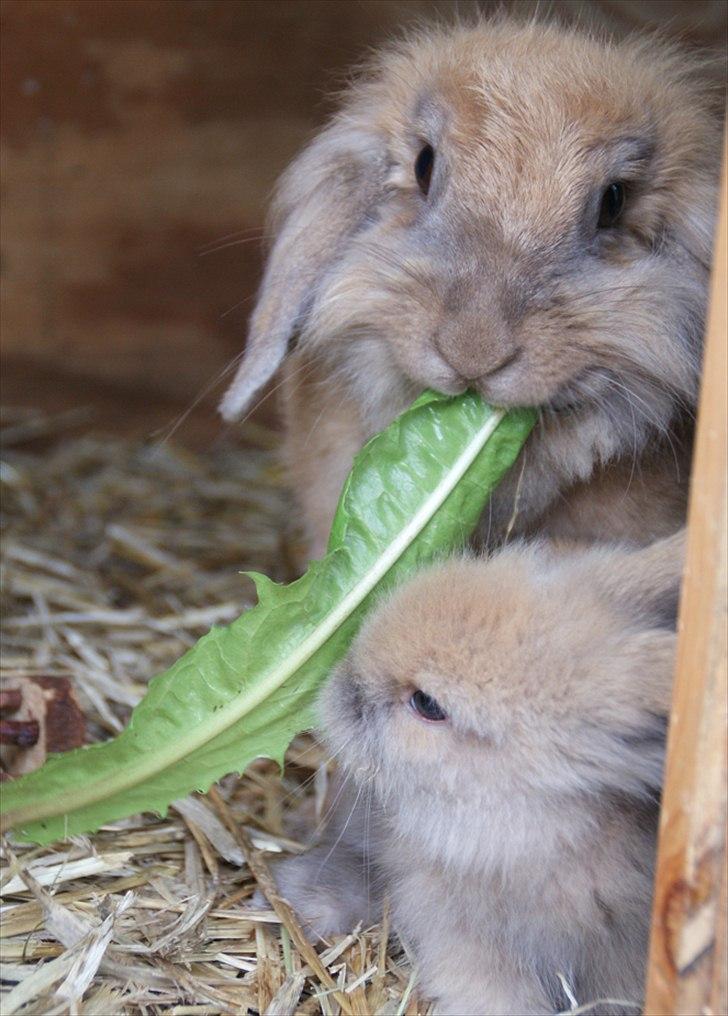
352 568 617 706
438 79 645 176
358 601 582 693
411 33 649 138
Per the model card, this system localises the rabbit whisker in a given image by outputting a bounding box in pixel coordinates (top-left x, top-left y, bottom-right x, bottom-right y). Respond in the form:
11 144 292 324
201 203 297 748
153 349 245 447
313 779 364 885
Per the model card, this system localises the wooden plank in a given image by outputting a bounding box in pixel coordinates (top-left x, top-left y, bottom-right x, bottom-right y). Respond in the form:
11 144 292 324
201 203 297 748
645 140 728 1015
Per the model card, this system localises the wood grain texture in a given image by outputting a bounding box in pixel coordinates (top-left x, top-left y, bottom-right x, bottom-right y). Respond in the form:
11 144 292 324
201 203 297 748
1 1 725 441
0 0 436 437
645 140 727 1016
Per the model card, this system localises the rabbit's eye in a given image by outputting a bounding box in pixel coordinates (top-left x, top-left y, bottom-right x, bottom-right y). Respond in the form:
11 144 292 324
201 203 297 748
410 689 447 722
598 182 626 228
414 144 435 196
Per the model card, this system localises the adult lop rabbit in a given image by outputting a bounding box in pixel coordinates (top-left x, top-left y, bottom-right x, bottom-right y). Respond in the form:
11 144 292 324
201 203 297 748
221 17 720 557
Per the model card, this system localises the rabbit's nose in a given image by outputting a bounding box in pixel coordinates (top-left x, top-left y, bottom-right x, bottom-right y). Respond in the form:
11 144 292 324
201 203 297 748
434 323 520 385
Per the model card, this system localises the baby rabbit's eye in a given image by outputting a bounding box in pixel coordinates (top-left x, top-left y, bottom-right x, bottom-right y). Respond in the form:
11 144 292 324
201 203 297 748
597 181 626 229
410 689 447 722
414 144 435 196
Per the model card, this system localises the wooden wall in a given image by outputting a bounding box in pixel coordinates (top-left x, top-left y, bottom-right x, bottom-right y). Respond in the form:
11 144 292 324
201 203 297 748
0 0 430 438
1 0 725 442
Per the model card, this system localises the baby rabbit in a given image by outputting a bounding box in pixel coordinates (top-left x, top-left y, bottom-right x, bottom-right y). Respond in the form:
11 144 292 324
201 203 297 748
267 532 684 1014
220 16 721 558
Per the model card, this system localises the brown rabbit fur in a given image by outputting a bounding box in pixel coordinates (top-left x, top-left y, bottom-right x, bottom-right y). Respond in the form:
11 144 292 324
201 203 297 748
266 532 684 1014
220 15 721 558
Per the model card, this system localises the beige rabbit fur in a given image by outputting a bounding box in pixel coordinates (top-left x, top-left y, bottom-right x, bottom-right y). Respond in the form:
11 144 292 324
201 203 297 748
220 15 721 559
267 532 684 1014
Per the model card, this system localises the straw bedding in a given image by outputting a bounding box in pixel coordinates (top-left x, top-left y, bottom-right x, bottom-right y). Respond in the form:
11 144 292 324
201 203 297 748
0 407 421 1016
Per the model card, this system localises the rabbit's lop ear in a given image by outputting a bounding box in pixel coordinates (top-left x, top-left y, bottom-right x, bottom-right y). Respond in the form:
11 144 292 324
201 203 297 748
219 122 385 421
602 529 687 630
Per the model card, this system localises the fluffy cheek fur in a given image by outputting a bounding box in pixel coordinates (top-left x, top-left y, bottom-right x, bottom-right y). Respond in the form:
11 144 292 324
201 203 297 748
301 241 446 423
319 670 472 851
485 255 704 413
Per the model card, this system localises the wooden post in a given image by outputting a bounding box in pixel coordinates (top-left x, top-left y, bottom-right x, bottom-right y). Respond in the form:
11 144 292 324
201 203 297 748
645 141 728 1014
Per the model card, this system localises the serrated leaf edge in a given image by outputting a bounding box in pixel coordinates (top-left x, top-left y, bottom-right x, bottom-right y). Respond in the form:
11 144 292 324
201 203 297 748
1 407 505 832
